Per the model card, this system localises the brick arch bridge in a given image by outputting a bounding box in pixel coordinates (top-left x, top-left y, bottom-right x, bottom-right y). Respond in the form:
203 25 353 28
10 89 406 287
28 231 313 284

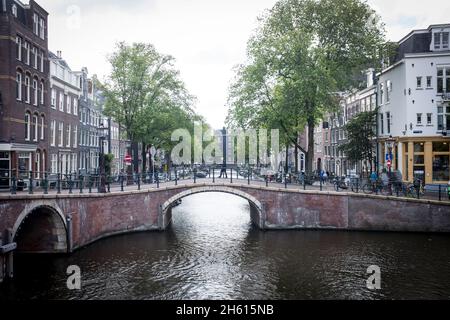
1 182 450 254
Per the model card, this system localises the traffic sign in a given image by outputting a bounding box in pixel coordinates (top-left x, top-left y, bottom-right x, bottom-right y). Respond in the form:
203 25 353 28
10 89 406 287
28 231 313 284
125 154 132 165
387 160 392 168
385 153 393 161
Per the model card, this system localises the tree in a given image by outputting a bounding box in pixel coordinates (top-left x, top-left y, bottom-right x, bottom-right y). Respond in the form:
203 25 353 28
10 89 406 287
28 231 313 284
338 110 377 174
227 0 386 174
103 42 198 173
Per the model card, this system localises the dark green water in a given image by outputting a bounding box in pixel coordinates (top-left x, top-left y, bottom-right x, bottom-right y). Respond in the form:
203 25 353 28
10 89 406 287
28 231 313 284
1 192 450 300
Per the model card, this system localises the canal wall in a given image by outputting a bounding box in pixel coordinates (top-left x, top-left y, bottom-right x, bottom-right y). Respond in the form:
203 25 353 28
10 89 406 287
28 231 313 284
0 183 450 255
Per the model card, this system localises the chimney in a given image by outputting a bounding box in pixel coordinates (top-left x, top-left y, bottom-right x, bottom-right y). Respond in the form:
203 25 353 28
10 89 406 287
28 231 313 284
57 51 62 59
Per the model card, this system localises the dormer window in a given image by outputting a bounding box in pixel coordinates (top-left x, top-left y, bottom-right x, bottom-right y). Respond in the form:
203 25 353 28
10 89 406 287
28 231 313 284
12 4 17 17
434 32 450 50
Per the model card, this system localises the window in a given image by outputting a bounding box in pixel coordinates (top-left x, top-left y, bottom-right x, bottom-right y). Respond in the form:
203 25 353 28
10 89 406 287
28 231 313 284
24 42 30 65
73 125 78 148
24 75 30 103
33 13 39 35
51 154 58 174
73 99 78 115
416 77 422 88
25 113 31 141
379 82 384 104
40 81 44 105
443 32 449 50
438 106 450 131
59 92 64 111
32 79 38 106
16 36 22 60
380 113 384 134
40 116 45 140
417 113 422 125
39 18 45 39
32 115 38 141
386 80 392 102
386 112 391 134
427 113 432 125
39 50 44 72
16 72 22 100
58 122 64 147
35 151 40 178
32 47 38 69
437 68 450 94
50 120 56 146
12 4 17 17
427 76 432 88
66 124 71 147
66 95 71 113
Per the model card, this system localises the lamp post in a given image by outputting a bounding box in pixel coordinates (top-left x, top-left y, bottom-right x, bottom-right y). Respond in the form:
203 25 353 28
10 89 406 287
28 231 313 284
97 123 108 193
385 135 396 175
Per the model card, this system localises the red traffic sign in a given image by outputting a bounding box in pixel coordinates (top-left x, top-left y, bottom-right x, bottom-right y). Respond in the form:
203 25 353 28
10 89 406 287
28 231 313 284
125 154 132 162
387 160 392 168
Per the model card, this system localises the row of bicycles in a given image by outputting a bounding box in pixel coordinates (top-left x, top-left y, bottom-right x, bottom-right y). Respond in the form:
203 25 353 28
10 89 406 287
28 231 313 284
332 176 425 198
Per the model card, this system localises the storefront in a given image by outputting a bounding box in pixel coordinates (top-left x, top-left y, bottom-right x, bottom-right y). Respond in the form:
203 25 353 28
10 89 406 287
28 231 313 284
400 138 450 184
0 143 38 188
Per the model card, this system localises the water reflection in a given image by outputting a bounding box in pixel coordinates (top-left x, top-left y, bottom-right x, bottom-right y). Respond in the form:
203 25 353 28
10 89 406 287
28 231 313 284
1 192 450 300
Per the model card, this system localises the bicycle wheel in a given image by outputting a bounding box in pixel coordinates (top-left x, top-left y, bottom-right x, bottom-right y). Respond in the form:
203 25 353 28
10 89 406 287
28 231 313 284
362 184 373 194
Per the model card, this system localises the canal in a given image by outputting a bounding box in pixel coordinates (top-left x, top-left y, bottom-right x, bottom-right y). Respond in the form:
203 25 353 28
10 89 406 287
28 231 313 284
1 192 450 300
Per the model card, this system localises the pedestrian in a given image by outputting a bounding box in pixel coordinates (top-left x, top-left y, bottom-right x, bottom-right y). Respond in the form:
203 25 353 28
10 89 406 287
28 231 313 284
219 164 228 179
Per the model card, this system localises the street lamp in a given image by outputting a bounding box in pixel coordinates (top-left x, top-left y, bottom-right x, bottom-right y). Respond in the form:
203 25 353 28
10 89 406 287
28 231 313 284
97 123 108 193
385 135 397 175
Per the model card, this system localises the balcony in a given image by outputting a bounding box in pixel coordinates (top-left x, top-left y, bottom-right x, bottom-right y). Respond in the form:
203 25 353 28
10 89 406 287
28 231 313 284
441 92 450 101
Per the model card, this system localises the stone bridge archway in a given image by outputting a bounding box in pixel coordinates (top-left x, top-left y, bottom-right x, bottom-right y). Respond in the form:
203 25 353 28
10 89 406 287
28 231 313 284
12 202 68 254
161 186 265 229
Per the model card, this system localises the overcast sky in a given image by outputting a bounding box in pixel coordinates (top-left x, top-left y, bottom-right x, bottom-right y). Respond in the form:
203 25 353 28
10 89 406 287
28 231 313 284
36 0 450 129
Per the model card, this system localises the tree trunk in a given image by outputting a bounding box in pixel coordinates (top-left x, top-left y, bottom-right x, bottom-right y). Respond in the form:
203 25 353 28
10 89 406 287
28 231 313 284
294 139 299 174
141 142 147 174
132 141 139 175
306 117 315 175
285 142 289 175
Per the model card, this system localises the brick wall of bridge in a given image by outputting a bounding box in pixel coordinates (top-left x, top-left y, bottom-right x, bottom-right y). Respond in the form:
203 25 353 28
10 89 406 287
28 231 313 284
1 183 450 253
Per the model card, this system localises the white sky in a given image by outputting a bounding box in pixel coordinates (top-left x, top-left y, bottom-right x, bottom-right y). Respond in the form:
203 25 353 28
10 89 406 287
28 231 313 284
37 0 450 129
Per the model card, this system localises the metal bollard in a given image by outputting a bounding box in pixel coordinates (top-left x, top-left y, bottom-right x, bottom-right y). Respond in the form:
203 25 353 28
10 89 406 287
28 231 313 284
29 171 33 194
248 168 250 185
44 172 49 195
285 174 287 189
157 175 160 188
138 174 141 190
320 178 323 192
175 169 178 186
439 184 442 202
266 176 268 187
121 174 124 192
89 175 92 194
230 168 233 184
79 175 84 194
57 173 61 194
213 168 215 183
11 175 17 195
69 174 73 194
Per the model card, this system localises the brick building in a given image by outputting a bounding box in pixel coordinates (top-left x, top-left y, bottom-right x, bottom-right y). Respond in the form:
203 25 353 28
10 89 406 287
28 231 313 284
0 0 49 188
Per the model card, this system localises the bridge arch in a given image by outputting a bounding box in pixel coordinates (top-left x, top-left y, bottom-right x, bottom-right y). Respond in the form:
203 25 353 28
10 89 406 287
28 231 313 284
162 186 265 229
13 202 68 253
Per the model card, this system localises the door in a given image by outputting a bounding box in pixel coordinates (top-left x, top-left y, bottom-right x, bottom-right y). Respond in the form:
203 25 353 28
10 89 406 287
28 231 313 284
0 152 10 188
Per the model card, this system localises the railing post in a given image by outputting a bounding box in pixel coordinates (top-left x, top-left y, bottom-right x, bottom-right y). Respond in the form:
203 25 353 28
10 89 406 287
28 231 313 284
193 168 197 184
175 168 178 186
68 174 73 194
284 174 287 189
230 168 233 184
157 174 160 188
137 173 141 191
266 176 268 187
320 177 323 192
107 176 111 193
57 173 61 194
88 175 92 194
44 172 48 195
120 174 124 192
438 184 442 201
11 174 17 195
213 167 215 183
79 175 83 194
29 171 33 195
248 168 250 185
303 177 306 191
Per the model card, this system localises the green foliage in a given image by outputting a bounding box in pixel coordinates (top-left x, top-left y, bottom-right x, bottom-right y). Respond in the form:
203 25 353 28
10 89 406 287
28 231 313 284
338 110 377 168
226 0 386 172
103 42 200 151
104 153 115 176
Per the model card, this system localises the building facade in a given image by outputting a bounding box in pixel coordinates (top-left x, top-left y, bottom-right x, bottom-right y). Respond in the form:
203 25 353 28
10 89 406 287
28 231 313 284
48 50 81 175
0 0 49 188
378 24 450 184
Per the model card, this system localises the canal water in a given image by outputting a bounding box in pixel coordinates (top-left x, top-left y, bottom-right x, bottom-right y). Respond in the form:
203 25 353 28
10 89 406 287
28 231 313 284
1 192 450 300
